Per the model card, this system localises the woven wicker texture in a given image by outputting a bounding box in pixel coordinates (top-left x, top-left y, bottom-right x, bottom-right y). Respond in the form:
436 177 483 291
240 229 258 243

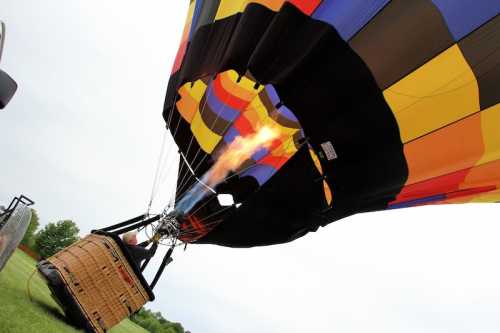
47 234 151 333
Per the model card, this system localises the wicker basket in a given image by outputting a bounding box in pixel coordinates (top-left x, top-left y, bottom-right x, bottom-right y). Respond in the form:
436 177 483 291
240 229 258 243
38 232 154 333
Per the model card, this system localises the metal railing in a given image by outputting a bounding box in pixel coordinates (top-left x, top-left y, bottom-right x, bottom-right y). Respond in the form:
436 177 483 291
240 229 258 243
0 195 34 271
0 195 35 227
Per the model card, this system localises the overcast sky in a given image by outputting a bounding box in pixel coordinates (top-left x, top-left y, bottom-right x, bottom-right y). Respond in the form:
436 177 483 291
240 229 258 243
2 1 500 333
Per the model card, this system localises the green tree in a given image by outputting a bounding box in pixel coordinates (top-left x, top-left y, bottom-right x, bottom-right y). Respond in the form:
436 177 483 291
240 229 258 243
21 208 40 248
34 220 80 258
131 308 187 333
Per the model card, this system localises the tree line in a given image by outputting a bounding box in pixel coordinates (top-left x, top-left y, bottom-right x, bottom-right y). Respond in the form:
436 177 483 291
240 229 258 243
131 308 190 333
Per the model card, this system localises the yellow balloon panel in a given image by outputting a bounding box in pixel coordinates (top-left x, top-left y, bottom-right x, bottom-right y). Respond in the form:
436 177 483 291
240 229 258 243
468 189 500 203
176 81 207 123
220 71 263 99
215 0 285 20
384 45 480 143
191 110 222 153
478 103 500 165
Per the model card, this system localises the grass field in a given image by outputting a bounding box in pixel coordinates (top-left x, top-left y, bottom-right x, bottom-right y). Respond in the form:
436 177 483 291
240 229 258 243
0 249 149 333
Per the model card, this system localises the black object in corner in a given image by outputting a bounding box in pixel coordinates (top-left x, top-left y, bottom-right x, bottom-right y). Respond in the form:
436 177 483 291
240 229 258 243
0 69 17 109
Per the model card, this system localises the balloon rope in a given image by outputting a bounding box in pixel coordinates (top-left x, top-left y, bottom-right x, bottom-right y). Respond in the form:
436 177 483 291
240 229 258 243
149 134 179 214
147 130 169 214
179 150 217 194
26 268 38 303
154 146 178 212
156 136 179 193
165 95 176 131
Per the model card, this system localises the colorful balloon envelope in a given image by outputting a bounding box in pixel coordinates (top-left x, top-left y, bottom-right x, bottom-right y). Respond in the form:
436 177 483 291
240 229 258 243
163 0 500 247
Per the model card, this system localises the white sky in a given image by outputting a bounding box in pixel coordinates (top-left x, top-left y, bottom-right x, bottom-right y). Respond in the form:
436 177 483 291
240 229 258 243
2 1 500 333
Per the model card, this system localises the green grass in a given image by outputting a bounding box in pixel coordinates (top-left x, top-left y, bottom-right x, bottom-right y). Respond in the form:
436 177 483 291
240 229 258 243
0 250 149 333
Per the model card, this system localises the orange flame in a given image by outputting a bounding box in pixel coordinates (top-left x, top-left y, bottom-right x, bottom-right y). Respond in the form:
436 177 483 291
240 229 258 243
176 125 280 214
205 125 280 188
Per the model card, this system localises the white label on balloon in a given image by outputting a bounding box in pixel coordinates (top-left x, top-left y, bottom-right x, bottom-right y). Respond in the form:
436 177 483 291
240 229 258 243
321 141 338 161
217 193 235 206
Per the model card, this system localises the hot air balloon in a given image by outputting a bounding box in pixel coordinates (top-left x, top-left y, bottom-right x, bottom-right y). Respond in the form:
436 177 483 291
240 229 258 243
161 0 500 247
37 2 500 332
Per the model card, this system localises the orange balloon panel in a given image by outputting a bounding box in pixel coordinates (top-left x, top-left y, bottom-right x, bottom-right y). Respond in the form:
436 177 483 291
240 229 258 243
403 113 484 185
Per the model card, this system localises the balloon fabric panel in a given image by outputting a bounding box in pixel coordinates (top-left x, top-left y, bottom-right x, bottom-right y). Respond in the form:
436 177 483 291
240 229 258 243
350 0 455 90
459 15 500 110
312 0 390 40
431 0 500 40
384 45 480 143
172 1 196 73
